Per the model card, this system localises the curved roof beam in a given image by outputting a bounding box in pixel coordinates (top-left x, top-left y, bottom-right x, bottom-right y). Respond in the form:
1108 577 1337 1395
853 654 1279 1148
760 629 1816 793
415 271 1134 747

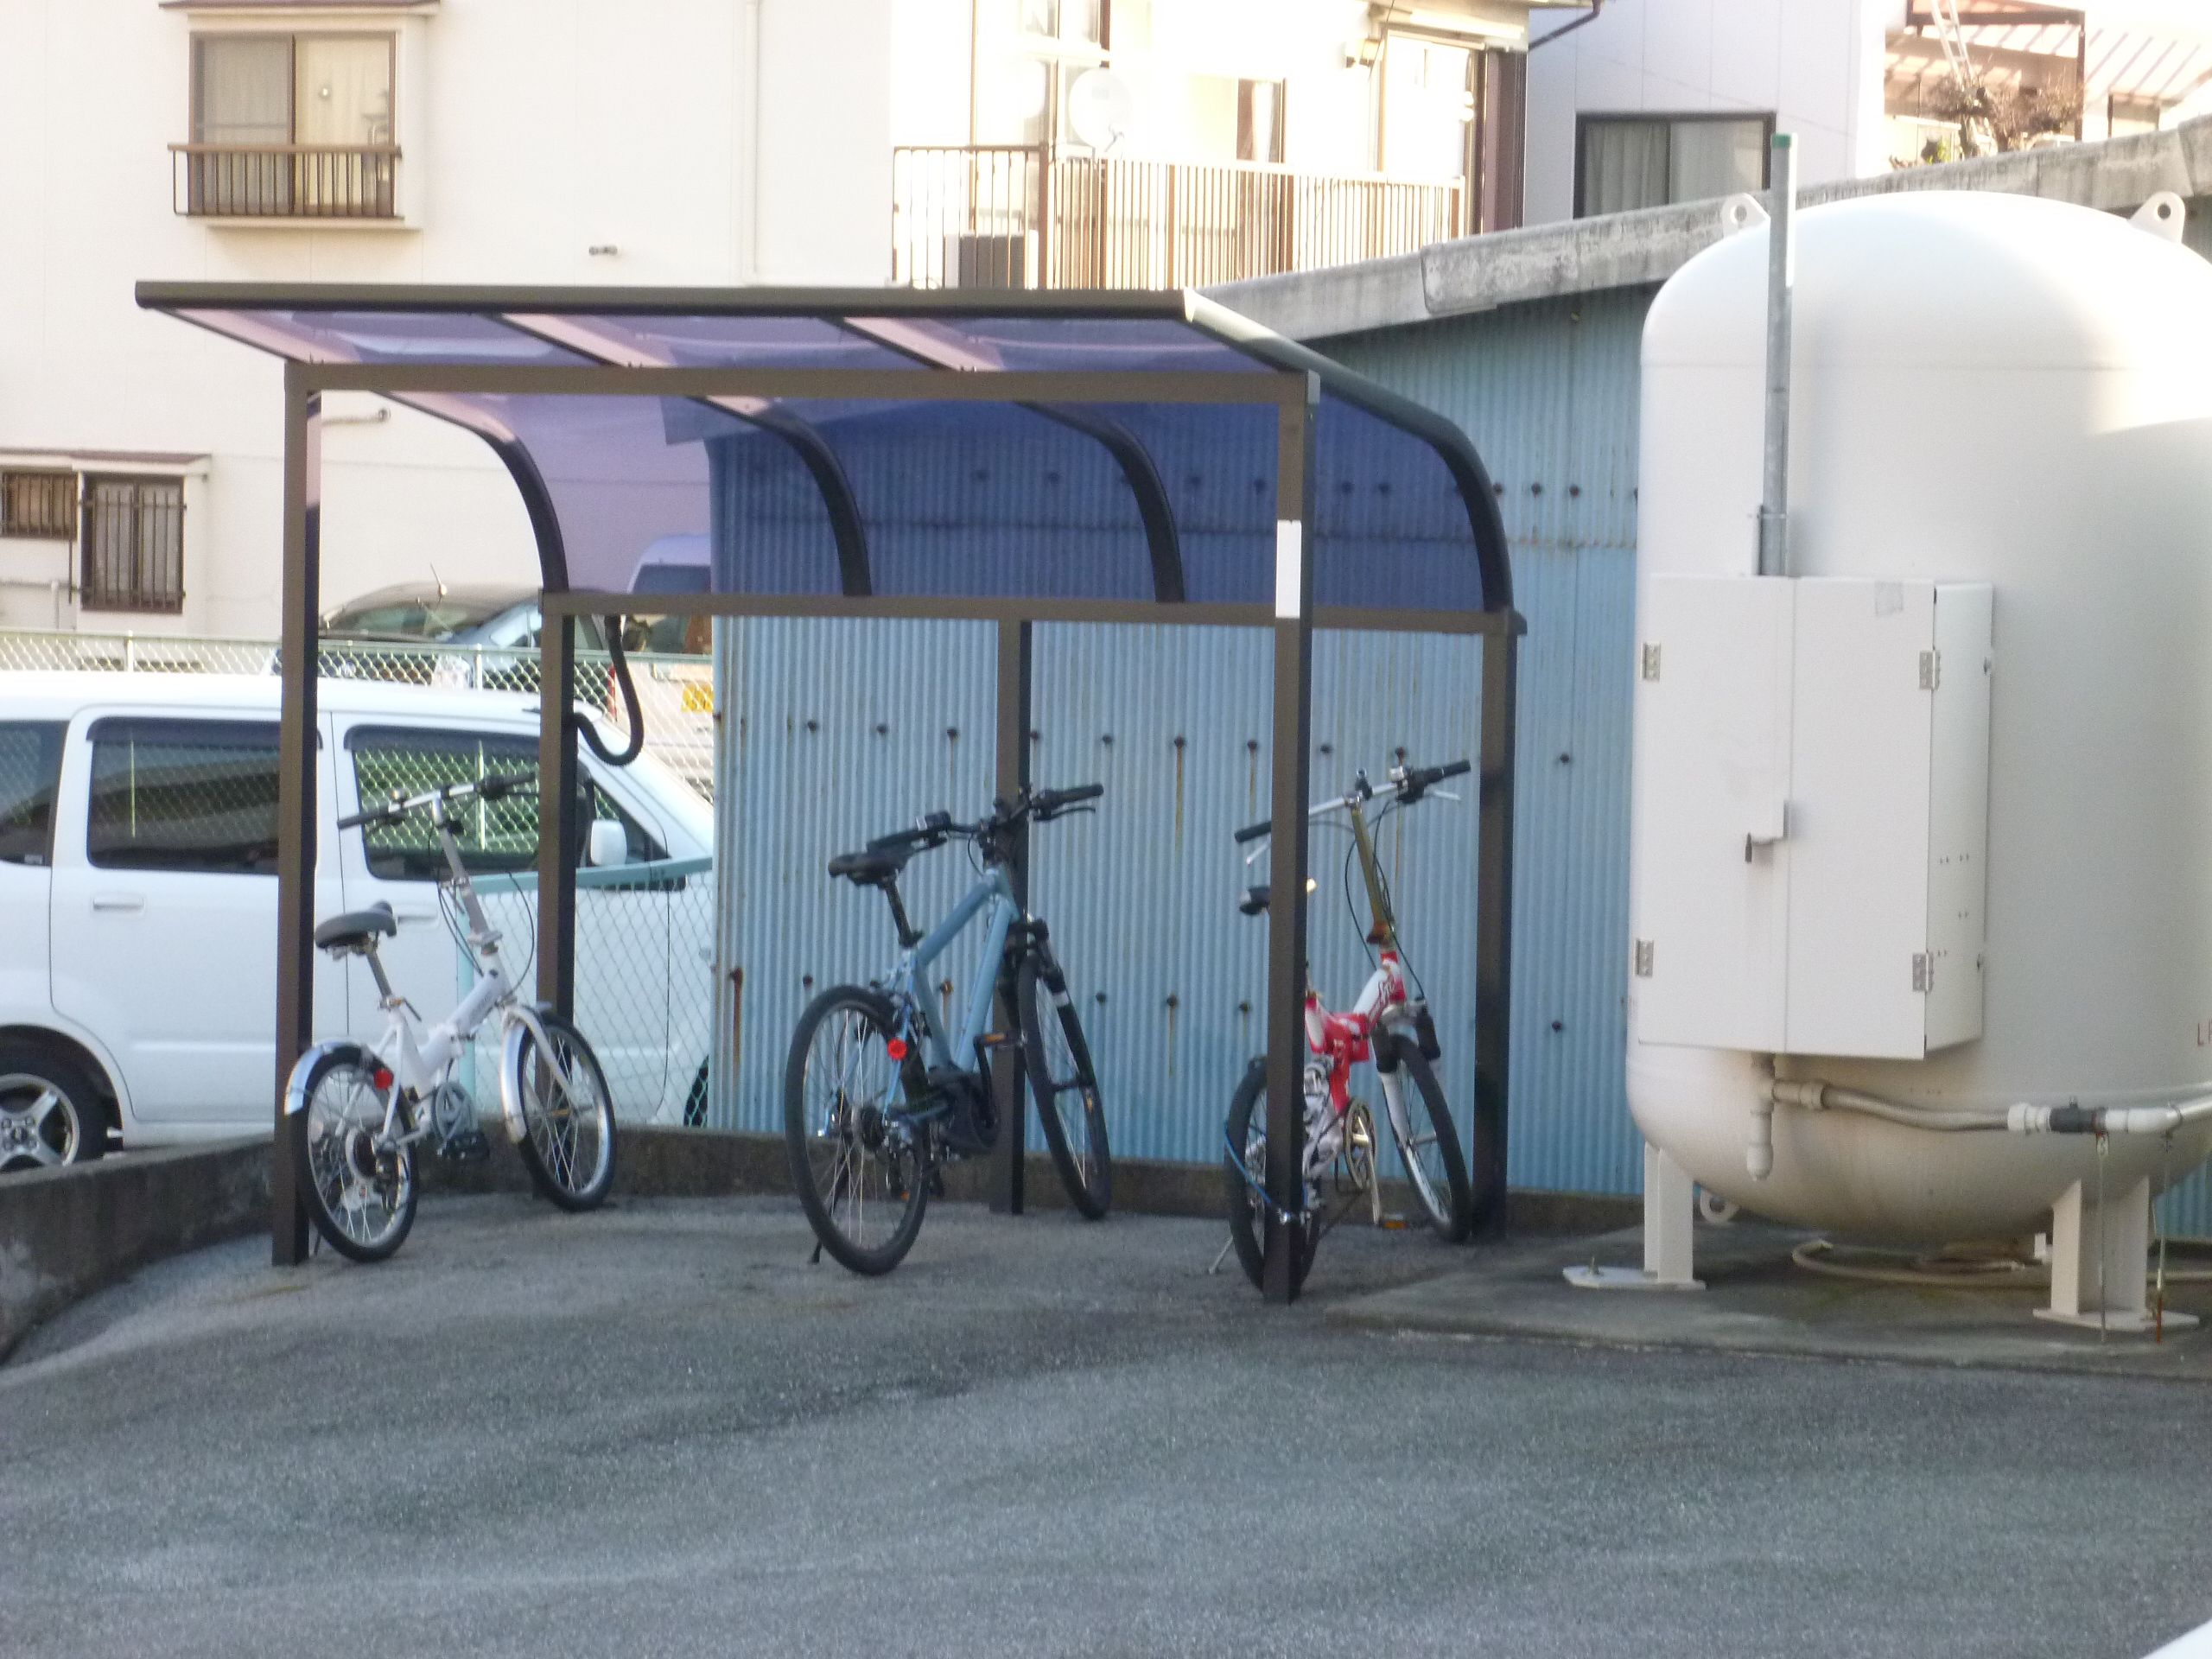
841 316 1186 603
500 313 872 598
1184 293 1515 614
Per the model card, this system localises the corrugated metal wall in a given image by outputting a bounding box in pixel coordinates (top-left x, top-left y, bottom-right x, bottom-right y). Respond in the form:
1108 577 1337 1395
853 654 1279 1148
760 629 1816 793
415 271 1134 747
1332 291 1649 1200
709 617 1488 1184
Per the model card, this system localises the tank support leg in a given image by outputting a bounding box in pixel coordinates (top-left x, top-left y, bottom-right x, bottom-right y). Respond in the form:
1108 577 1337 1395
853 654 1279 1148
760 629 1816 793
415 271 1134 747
1564 1142 1706 1291
2037 1176 2197 1334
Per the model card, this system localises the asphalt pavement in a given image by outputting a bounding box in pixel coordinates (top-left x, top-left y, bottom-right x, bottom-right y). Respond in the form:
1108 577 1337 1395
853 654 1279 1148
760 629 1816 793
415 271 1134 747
3 1194 2208 1658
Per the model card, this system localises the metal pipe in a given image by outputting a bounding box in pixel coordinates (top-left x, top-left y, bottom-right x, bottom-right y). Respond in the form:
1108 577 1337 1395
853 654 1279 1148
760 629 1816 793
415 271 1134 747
1756 131 1796 579
1770 1077 2012 1132
2010 1098 2212 1136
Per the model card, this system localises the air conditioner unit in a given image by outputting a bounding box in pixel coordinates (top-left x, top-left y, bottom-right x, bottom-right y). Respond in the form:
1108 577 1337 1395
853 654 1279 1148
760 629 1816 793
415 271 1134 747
944 232 1038 289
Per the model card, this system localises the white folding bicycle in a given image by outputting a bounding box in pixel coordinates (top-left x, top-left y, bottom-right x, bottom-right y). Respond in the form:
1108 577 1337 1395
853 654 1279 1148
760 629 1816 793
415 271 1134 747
285 772 618 1262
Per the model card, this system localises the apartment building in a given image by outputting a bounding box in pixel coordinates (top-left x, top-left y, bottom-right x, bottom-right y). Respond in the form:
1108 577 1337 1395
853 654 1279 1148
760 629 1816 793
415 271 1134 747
1522 0 2212 226
0 0 1580 639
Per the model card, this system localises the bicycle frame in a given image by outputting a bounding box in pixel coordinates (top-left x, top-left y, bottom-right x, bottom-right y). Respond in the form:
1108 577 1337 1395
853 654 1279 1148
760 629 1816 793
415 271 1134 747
882 863 1020 1082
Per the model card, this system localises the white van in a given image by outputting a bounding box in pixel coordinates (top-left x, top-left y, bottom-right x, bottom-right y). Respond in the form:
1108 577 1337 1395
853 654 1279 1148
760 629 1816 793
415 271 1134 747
0 671 715 1168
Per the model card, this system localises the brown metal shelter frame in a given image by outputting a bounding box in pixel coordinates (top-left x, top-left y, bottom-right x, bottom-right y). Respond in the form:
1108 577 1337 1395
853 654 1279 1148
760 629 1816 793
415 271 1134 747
136 282 1522 1304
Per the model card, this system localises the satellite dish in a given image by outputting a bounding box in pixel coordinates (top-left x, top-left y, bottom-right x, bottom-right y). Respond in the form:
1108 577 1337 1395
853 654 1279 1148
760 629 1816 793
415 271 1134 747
1067 67 1135 153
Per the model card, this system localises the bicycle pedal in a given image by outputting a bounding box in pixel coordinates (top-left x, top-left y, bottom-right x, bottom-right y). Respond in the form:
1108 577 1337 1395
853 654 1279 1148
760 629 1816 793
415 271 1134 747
438 1130 491 1163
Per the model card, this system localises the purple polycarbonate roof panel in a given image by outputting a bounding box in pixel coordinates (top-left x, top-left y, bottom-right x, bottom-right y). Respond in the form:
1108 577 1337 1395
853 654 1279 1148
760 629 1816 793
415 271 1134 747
138 286 1512 615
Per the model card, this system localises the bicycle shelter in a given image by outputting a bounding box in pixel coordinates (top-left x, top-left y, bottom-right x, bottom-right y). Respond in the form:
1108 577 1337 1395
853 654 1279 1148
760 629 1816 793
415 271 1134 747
136 283 1522 1303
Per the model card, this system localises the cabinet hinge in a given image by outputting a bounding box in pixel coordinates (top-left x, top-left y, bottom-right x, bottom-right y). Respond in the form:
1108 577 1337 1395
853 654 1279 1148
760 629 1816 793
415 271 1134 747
1640 643 1662 682
1911 952 1933 993
1918 649 1940 690
1633 939 1655 978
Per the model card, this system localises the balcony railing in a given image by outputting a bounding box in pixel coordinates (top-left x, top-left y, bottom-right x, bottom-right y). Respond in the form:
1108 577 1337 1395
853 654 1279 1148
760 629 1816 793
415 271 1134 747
893 145 1464 289
170 143 399 220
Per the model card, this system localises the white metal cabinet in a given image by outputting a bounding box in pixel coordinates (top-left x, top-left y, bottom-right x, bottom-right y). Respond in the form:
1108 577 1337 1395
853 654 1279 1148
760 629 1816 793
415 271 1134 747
1633 575 1993 1059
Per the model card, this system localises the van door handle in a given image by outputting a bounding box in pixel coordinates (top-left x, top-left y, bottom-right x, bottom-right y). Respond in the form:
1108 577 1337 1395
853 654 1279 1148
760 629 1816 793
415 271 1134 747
391 906 436 923
89 893 145 912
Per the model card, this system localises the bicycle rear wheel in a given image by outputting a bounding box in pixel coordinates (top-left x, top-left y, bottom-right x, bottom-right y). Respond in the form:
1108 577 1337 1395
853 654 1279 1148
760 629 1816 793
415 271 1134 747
785 987 928 1275
1016 953 1110 1219
503 1012 619 1211
1220 1061 1315 1294
1382 1042 1472 1243
292 1043 416 1264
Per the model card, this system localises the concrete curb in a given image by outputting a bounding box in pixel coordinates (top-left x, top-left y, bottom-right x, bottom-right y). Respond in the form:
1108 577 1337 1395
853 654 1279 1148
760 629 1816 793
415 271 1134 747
0 1138 267 1358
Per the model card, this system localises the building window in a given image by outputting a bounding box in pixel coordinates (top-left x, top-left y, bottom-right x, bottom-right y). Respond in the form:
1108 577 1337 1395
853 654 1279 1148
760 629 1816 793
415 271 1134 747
1237 79 1286 164
80 476 185 614
2109 94 2162 137
0 471 75 539
181 33 396 218
1577 113 1771 218
86 719 282 875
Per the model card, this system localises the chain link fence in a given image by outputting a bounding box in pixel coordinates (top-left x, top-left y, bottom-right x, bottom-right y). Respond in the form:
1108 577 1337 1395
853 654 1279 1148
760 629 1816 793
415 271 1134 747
0 627 715 798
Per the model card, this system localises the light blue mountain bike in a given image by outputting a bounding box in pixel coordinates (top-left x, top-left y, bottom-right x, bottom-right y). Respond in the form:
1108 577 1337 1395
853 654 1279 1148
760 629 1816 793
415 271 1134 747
784 784 1111 1274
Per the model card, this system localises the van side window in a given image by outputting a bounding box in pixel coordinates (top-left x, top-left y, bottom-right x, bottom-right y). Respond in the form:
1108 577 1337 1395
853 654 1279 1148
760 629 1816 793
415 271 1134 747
0 721 66 867
86 718 282 874
346 728 664 880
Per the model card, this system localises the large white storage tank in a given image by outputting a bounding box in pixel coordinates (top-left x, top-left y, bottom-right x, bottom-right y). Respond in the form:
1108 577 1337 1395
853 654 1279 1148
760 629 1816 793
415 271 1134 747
1626 189 2212 1287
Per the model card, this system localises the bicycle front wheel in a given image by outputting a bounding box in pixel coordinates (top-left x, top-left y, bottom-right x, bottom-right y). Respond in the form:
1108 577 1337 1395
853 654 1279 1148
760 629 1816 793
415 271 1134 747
1382 1043 1472 1243
1221 1061 1315 1294
503 1012 619 1211
784 987 928 1275
292 1043 416 1264
1016 953 1110 1219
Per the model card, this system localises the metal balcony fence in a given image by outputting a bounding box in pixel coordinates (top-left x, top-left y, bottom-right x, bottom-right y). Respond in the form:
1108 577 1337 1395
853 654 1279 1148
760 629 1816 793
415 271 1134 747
170 143 399 219
892 145 1465 289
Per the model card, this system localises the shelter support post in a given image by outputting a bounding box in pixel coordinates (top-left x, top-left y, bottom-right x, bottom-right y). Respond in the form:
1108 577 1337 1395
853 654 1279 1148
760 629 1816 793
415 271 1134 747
1563 1142 1704 1290
537 615 580 1017
271 367 320 1267
1262 377 1319 1305
1472 619 1520 1238
2038 1176 2196 1334
991 619 1033 1215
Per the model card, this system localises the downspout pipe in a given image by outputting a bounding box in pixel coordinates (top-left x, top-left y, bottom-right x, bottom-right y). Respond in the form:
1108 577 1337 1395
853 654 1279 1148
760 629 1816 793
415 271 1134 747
1757 130 1796 580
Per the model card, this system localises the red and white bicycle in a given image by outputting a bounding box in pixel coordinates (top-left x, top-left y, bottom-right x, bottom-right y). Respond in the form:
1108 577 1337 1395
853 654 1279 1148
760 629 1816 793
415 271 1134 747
1218 760 1478 1292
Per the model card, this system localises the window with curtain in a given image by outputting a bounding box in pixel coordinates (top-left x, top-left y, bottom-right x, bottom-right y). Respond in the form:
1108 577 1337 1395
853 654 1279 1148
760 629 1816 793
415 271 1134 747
1577 114 1770 217
186 33 395 217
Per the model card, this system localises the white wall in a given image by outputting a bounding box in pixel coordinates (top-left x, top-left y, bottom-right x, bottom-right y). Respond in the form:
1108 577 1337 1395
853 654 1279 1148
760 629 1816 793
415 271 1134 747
1523 0 1891 226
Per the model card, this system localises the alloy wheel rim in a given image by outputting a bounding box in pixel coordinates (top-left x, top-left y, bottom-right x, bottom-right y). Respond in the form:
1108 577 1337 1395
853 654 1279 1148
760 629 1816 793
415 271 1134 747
0 1073 80 1169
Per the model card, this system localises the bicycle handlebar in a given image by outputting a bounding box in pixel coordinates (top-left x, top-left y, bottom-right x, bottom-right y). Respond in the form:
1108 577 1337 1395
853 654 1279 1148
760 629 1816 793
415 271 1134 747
337 772 534 830
1232 758 1470 846
861 784 1105 856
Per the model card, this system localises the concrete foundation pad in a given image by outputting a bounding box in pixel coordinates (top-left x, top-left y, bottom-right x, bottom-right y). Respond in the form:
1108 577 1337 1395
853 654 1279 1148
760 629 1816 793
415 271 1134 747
1330 1222 2212 1380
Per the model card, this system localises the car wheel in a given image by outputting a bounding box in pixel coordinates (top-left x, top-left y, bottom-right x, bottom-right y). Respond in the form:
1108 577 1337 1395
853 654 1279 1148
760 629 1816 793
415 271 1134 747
0 1046 109 1173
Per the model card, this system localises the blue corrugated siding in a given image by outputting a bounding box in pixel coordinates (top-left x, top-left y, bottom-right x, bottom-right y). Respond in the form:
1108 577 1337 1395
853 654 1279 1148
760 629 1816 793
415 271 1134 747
1331 293 1650 1198
709 615 1487 1180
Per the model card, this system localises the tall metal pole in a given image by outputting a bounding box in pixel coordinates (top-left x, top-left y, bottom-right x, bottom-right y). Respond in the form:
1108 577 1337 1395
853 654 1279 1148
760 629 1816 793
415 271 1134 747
537 614 580 1017
1471 614 1522 1237
1757 130 1796 580
1262 376 1319 1304
271 365 320 1267
990 617 1033 1215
